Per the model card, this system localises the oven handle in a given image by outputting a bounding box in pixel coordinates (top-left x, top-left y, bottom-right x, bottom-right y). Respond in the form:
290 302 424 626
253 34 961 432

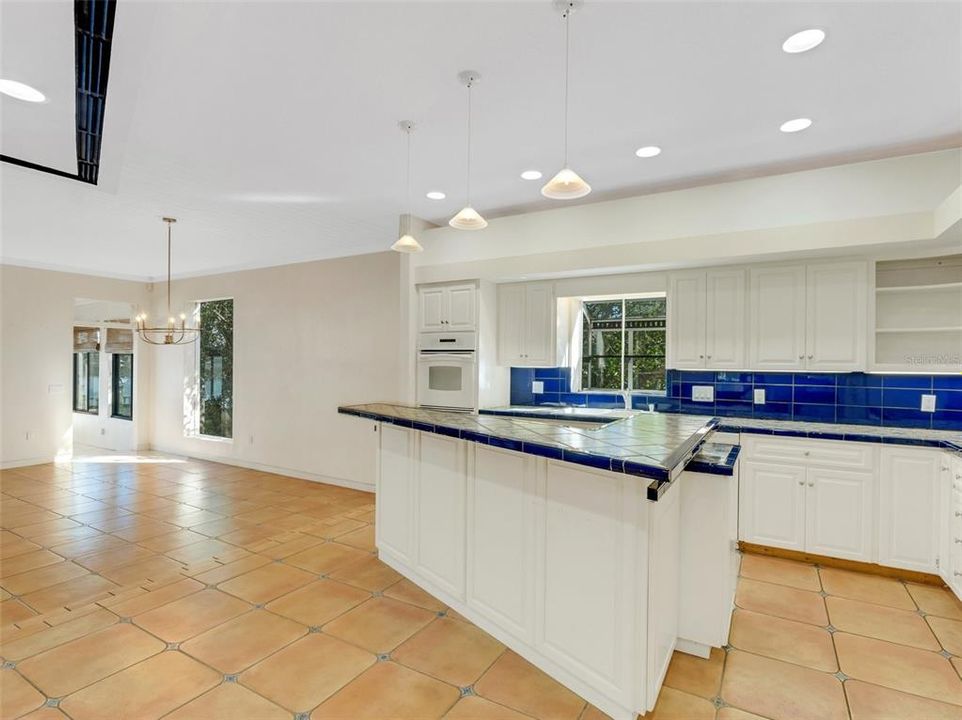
418 351 476 361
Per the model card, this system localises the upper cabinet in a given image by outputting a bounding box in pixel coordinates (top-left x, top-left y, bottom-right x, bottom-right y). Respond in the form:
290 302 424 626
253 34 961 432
418 282 477 332
668 269 745 369
498 281 556 366
749 261 867 371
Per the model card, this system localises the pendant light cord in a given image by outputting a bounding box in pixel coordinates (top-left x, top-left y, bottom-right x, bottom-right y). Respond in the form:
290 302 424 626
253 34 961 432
166 220 172 319
563 5 570 168
405 125 412 236
465 79 473 206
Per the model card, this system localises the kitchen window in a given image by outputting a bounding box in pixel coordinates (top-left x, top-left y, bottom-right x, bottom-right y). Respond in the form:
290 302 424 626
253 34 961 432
111 354 133 420
198 298 233 439
581 296 666 392
73 351 100 414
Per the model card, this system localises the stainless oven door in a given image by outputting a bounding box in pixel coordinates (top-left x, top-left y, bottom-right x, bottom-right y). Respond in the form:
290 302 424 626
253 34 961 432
417 352 477 411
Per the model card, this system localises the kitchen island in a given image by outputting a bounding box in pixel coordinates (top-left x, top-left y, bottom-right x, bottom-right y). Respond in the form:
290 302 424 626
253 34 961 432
338 403 739 719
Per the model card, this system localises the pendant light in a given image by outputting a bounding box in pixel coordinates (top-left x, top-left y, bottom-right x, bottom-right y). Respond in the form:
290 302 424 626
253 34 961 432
542 0 591 200
391 120 423 253
135 218 201 345
449 70 487 230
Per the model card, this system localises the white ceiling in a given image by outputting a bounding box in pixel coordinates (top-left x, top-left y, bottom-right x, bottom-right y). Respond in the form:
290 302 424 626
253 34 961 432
1 0 960 281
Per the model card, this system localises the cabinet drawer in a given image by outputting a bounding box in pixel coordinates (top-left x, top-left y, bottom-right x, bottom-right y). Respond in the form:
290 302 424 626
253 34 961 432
742 435 876 471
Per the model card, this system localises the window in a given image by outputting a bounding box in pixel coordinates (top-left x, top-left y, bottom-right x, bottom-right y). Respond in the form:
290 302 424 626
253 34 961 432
198 298 233 438
581 296 666 392
111 354 133 420
73 352 100 414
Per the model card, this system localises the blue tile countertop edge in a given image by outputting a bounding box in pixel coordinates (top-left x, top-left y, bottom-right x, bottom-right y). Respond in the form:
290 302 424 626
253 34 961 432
337 403 721 501
685 444 741 476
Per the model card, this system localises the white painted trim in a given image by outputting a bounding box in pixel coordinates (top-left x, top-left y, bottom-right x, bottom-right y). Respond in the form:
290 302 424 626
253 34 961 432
1 455 59 470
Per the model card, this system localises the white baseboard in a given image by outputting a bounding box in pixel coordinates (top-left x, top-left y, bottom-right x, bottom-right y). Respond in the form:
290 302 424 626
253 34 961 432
675 637 711 659
1 455 58 470
148 444 375 493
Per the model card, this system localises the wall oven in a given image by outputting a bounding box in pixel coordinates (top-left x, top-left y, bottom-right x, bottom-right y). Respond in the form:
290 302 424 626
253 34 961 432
417 331 477 411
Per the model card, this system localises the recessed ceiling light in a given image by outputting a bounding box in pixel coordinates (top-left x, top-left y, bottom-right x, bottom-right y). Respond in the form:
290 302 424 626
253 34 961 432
780 117 813 133
635 146 661 158
0 78 45 103
520 170 542 180
782 29 826 54
426 191 446 200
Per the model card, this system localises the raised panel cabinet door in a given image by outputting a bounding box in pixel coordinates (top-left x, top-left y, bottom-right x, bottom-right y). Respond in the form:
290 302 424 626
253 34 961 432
739 461 806 551
377 424 415 563
467 445 537 641
497 284 526 365
749 265 806 369
523 282 556 366
806 261 867 371
805 467 874 562
446 284 478 331
879 448 942 572
668 272 707 368
419 287 446 332
705 269 746 369
415 433 467 598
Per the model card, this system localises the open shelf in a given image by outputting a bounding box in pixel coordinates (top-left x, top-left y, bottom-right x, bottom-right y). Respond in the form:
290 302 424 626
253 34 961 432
876 326 962 334
876 280 962 293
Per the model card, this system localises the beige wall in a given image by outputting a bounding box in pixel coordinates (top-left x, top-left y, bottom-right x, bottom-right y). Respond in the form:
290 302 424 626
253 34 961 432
0 265 151 466
148 251 401 490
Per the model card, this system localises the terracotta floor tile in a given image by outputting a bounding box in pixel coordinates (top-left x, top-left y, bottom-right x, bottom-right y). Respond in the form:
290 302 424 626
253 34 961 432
181 609 307 673
265 579 370 626
394 616 505 687
59 650 220 720
190 554 271 584
580 704 614 720
845 678 962 720
648 686 715 720
19 573 120 614
908 583 962 620
17 623 164 696
99 555 188 586
0 550 64 579
383 578 446 612
443 695 533 719
324 596 436 653
73 543 155 572
475 650 585 720
721 649 847 720
111 518 178 543
1 598 38 626
740 553 821 591
819 567 915 610
662 647 725 699
100 577 204 616
17 707 70 720
834 631 962 704
928 615 962 656
826 595 940 650
48 534 127 558
133 588 251 641
165 538 250 565
164 682 291 720
729 609 837 671
1 561 90 596
138 529 209 552
955 656 962 679
336 525 376 552
257 532 326 559
241 633 375 712
0 536 41 559
715 708 769 720
285 541 369 574
328 555 401 592
0 669 45 719
0 607 118 661
313 661 460 719
734 578 828 626
218 562 315 604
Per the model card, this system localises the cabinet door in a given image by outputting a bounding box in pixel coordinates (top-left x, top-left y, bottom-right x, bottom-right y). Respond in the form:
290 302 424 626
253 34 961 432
878 447 941 573
523 282 555 366
415 433 467 599
467 446 537 641
497 284 526 365
377 425 415 563
446 284 477 331
705 269 746 369
806 467 874 562
749 266 806 369
739 461 806 551
668 272 707 369
806 262 867 371
419 287 446 332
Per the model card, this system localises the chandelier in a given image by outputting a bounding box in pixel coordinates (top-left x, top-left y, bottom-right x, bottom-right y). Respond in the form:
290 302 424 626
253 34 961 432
135 217 201 345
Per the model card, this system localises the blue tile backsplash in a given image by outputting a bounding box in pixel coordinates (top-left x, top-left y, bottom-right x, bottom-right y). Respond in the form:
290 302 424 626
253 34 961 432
508 368 962 431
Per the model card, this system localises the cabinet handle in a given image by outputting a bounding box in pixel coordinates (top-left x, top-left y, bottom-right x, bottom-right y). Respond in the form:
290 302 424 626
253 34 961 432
797 480 805 486
707 355 712 359
803 451 811 456
808 481 814 487
956 511 962 517
955 538 962 544
699 354 704 359
956 571 962 577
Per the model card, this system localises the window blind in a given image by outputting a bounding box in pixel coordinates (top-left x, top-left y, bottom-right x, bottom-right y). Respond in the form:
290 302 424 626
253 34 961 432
104 328 133 354
73 326 100 352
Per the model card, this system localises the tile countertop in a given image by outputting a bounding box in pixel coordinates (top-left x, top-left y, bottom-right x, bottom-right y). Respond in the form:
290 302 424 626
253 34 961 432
337 403 718 500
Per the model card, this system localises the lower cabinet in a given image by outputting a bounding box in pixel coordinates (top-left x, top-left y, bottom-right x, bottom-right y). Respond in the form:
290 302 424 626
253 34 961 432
805 466 874 562
878 447 942 573
940 454 962 594
739 461 807 552
376 424 415 563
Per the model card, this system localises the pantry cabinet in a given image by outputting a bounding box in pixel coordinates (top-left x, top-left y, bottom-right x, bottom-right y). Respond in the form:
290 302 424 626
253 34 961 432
498 281 556 366
668 269 745 369
939 453 962 595
418 282 477 332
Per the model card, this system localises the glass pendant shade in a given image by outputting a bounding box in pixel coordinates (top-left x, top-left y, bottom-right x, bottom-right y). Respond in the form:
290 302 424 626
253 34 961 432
448 206 487 230
541 167 591 200
391 233 423 253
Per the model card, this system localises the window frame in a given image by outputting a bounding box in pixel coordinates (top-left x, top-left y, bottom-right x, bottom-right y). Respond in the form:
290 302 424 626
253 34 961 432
111 353 134 421
72 351 100 415
194 297 234 441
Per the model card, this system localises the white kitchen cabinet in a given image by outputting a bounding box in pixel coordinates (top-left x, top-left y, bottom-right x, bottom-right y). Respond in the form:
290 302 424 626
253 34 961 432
805 467 874 562
939 453 962 596
749 265 807 369
879 447 942 573
376 424 416 563
805 262 867 371
418 282 477 332
668 269 745 369
498 281 556 366
739 461 807 552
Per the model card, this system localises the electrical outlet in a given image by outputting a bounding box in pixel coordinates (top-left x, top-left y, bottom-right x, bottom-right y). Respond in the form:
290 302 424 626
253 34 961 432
753 388 766 405
48 384 64 394
692 385 714 403
532 381 544 394
100 428 106 435
921 394 936 413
